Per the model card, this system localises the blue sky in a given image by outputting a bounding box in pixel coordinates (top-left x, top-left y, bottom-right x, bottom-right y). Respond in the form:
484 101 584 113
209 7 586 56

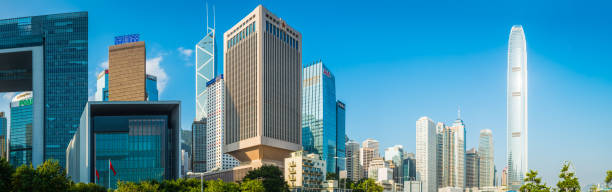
1 0 611 187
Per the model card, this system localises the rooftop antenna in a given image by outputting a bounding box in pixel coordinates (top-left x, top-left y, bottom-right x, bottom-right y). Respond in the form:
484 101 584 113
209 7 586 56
205 1 209 32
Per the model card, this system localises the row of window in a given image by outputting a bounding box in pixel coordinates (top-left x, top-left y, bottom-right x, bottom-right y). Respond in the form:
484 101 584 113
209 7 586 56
266 20 298 49
227 21 256 49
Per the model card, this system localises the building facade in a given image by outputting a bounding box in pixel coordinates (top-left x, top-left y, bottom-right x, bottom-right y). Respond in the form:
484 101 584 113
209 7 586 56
416 117 437 192
336 101 346 173
0 112 6 159
360 138 379 178
436 117 466 189
95 70 109 101
479 129 494 188
206 75 238 171
192 119 207 172
223 5 302 172
346 140 361 181
108 41 146 101
146 75 158 101
9 92 33 166
507 25 528 191
403 152 417 182
195 10 217 121
384 145 404 183
465 148 480 189
0 12 88 167
302 61 339 173
284 150 326 191
66 101 180 189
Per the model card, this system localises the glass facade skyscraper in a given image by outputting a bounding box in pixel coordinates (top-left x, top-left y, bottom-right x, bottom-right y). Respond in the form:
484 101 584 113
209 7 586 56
9 92 33 166
191 119 207 172
0 12 88 167
479 129 494 188
0 112 7 159
146 74 158 101
195 17 217 121
336 101 346 173
507 25 528 191
302 61 338 173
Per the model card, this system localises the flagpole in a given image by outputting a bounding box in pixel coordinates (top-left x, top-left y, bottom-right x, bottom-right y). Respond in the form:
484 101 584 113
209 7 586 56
108 158 111 188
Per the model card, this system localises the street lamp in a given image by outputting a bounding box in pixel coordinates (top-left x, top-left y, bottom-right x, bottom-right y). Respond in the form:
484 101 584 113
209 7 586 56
186 171 207 192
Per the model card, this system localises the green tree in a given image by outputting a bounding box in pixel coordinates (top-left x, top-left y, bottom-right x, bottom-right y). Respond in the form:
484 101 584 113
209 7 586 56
606 170 612 187
557 161 580 192
68 182 107 192
240 179 265 192
205 179 239 192
0 158 14 190
353 178 383 192
520 170 551 192
36 159 71 192
243 165 289 192
11 164 36 192
115 180 159 192
159 178 201 192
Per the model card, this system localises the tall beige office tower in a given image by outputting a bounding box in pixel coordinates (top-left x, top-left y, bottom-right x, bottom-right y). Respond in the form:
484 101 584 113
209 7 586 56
223 5 302 174
360 138 379 178
108 41 146 101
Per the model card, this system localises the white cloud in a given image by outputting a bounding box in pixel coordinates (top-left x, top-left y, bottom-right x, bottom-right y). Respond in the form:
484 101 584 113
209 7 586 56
2 92 16 100
146 56 169 96
178 47 194 57
99 60 108 69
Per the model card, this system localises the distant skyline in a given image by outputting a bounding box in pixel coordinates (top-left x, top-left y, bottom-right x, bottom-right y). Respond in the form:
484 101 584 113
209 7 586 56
0 0 611 186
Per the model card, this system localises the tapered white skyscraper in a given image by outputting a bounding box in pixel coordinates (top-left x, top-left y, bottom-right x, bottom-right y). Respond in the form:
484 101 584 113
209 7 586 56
507 25 528 191
416 117 437 192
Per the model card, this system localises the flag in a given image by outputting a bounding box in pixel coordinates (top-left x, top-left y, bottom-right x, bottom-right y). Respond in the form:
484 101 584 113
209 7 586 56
95 169 100 180
109 159 116 176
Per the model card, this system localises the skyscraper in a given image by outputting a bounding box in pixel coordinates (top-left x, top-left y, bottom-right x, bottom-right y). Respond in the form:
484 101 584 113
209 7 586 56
146 74 158 101
479 129 494 188
465 148 480 189
507 25 528 191
195 5 218 121
346 140 361 181
436 114 466 189
95 70 109 101
108 39 146 101
336 101 346 173
206 75 238 171
0 112 6 159
360 138 380 177
9 92 33 166
0 12 88 167
416 117 437 192
403 152 417 181
384 145 404 183
192 119 207 173
302 61 338 173
223 5 302 173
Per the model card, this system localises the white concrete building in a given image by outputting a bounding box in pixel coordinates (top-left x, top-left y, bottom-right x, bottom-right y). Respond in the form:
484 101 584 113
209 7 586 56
479 129 494 188
206 76 238 171
416 117 437 192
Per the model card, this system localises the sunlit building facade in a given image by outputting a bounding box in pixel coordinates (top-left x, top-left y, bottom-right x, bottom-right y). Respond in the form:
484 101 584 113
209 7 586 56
479 129 494 188
416 117 437 192
195 13 217 121
206 76 238 171
507 25 528 191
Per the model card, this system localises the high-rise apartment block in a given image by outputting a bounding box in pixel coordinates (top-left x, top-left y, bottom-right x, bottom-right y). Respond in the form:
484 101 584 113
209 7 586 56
206 75 238 171
192 119 207 172
346 140 361 181
416 117 437 192
479 129 494 188
507 25 528 191
223 5 302 174
108 39 146 101
0 12 88 167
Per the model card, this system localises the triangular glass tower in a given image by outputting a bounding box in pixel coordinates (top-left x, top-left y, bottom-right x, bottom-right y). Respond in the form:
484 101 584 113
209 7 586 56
195 6 216 121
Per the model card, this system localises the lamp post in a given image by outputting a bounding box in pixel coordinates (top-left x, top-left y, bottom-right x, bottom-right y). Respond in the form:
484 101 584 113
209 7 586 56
186 172 205 192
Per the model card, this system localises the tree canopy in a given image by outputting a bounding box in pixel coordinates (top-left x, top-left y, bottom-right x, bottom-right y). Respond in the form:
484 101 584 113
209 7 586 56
520 170 551 192
243 165 289 192
557 161 580 192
